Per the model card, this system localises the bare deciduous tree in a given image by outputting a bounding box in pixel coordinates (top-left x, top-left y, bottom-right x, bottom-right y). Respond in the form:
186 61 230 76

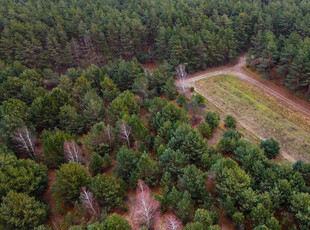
63 140 82 163
104 124 113 147
14 127 37 159
165 214 182 230
118 120 131 147
133 180 160 229
175 64 190 93
187 100 204 124
80 187 100 218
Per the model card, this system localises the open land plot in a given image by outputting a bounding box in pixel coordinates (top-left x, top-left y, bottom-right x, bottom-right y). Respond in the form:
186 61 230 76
195 75 310 162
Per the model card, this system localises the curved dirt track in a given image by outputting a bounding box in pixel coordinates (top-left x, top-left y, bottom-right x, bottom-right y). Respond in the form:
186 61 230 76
189 56 310 118
187 55 310 162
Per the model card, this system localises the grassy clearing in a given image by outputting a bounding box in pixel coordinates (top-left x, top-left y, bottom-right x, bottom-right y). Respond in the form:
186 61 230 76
196 75 310 161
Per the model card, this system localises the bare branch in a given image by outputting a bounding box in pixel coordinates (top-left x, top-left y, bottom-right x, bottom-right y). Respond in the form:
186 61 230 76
133 180 160 229
104 124 113 147
118 120 131 147
80 187 100 218
14 127 37 159
63 140 82 163
175 64 190 93
165 214 182 230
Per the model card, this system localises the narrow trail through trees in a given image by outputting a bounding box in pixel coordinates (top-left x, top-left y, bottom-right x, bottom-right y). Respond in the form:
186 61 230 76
187 55 310 162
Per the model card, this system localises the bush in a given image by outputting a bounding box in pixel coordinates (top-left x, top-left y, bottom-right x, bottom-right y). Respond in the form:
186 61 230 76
174 191 195 223
58 105 84 134
224 115 236 129
89 153 111 176
0 191 48 229
232 212 244 229
52 162 91 204
217 129 242 154
85 122 112 154
164 77 178 100
190 87 195 92
116 147 141 183
194 209 213 228
204 111 220 130
191 94 206 107
260 138 280 159
42 130 72 168
103 213 131 230
90 174 127 211
180 164 207 201
134 154 160 187
198 122 212 138
0 156 48 199
176 93 187 107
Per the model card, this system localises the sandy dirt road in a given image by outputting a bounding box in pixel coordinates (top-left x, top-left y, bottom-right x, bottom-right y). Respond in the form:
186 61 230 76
187 55 310 162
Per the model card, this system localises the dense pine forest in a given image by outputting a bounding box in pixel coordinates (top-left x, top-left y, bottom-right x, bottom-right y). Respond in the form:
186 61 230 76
0 0 310 98
0 0 310 230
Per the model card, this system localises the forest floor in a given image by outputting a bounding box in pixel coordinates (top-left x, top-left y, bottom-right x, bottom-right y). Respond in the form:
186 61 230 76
187 56 310 162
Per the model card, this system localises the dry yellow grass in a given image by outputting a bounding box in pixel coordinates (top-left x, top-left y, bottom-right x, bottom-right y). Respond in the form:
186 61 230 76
196 75 310 161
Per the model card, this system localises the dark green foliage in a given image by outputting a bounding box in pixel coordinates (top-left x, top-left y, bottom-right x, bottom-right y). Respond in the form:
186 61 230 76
52 163 91 204
174 191 195 223
191 94 206 108
90 174 126 212
176 93 187 107
108 90 139 123
289 192 310 229
217 129 242 154
81 91 105 128
0 191 48 229
72 76 91 101
85 122 111 153
128 115 148 143
232 212 244 229
238 188 258 213
150 62 173 96
293 160 310 186
224 115 236 129
89 153 111 176
100 76 119 103
168 124 208 164
30 89 72 130
109 58 144 91
58 105 84 134
212 158 250 200
194 209 213 229
58 76 72 94
103 213 131 230
42 130 72 168
159 149 189 181
1 98 29 121
204 111 220 130
0 1 310 229
0 154 48 199
164 77 178 100
180 164 207 202
183 222 204 230
260 138 280 159
250 203 273 227
198 122 212 139
0 114 27 150
116 147 141 184
132 74 150 100
221 196 237 217
160 172 174 192
134 154 160 187
147 98 189 130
